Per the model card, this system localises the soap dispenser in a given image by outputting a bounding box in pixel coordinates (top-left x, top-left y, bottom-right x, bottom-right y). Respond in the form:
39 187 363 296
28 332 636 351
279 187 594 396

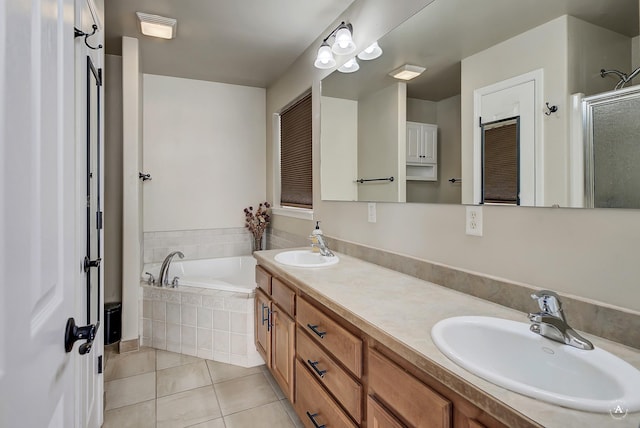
310 221 323 252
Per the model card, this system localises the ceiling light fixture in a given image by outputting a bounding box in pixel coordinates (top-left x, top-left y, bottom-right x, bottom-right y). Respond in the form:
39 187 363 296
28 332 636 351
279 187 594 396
357 41 383 61
389 64 426 81
338 57 359 73
314 21 356 69
136 12 177 40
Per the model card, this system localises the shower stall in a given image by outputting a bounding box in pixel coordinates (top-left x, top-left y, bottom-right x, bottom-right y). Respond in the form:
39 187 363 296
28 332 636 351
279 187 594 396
571 85 640 209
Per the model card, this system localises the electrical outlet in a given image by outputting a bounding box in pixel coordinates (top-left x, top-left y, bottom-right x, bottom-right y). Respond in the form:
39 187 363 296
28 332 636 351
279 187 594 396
466 206 483 236
368 203 377 223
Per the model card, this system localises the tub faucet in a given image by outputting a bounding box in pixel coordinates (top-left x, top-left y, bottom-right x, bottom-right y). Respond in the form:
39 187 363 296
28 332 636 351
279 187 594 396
528 290 593 350
159 251 184 287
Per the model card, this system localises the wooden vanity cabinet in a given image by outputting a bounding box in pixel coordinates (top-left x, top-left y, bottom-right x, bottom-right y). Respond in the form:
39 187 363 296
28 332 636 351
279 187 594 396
254 267 296 401
255 264 516 428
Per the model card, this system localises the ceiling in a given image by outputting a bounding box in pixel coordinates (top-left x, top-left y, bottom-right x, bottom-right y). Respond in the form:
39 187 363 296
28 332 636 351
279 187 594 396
104 0 355 88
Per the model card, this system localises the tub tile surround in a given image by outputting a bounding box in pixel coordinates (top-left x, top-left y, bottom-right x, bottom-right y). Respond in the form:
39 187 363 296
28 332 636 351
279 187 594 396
326 236 640 349
140 285 263 367
143 227 254 264
254 248 640 428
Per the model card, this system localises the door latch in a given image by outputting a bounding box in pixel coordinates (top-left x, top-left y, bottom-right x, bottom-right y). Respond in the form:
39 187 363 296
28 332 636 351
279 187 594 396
64 317 97 355
83 256 102 272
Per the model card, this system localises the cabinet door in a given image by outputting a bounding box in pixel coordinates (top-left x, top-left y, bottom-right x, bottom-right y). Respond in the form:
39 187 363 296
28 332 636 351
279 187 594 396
421 124 437 164
254 288 271 367
367 396 406 428
406 122 423 163
272 303 296 402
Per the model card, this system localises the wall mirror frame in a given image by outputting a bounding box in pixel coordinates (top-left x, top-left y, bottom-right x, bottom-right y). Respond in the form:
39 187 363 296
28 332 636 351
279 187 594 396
320 0 640 209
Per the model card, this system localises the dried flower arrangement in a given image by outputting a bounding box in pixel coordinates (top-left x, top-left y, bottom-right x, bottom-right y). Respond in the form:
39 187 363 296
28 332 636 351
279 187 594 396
244 202 271 251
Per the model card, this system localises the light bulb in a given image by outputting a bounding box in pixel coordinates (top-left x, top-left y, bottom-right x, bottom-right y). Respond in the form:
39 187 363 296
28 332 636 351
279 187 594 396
331 26 356 55
314 43 336 69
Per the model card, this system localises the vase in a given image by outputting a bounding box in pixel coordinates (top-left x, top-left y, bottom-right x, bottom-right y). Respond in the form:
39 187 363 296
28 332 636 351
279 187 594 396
253 235 263 251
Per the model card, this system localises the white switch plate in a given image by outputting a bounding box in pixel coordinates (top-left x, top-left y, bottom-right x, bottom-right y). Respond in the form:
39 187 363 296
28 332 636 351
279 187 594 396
466 206 483 236
368 203 377 223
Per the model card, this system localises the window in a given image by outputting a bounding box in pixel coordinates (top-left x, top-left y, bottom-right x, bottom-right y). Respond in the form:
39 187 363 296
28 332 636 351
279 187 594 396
279 92 312 209
481 117 519 205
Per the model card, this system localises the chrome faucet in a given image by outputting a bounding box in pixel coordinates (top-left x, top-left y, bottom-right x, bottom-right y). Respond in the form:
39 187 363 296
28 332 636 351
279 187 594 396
159 251 184 287
309 234 334 257
528 290 593 350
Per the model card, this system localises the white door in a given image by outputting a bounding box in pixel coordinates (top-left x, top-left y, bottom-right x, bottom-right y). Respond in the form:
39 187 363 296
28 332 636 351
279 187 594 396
0 0 79 427
473 70 542 206
76 3 104 427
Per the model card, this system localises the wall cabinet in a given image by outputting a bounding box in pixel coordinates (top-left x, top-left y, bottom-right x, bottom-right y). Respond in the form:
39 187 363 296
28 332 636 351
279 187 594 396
407 121 438 181
255 264 514 428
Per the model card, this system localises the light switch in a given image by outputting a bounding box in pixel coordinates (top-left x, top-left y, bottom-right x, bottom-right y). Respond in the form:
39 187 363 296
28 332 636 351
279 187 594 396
368 203 377 223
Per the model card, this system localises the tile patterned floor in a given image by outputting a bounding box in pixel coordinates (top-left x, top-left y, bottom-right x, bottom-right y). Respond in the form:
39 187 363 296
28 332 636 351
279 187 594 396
103 347 303 428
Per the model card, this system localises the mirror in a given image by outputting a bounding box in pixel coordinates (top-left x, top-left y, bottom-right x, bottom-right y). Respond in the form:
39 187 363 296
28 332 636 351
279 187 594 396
320 0 639 207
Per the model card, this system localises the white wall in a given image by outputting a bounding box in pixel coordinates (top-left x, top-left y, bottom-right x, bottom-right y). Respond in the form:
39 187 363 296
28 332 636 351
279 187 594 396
357 82 406 202
265 1 640 314
321 96 358 201
142 74 266 232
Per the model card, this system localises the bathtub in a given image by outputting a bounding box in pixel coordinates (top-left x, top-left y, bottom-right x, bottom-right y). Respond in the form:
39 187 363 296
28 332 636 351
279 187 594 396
142 256 256 293
139 256 263 367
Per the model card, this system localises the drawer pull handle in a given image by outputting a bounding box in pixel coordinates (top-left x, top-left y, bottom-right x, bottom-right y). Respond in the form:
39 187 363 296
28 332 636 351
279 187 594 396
261 304 269 326
306 411 326 428
307 323 326 339
307 359 327 378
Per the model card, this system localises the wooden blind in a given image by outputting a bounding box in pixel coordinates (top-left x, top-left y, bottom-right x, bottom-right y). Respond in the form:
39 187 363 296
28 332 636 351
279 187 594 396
483 121 518 204
280 92 312 209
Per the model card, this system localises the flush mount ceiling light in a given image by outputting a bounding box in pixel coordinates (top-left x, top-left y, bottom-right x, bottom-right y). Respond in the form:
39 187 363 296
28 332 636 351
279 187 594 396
136 12 177 40
338 57 359 73
357 41 383 61
314 21 356 69
389 64 426 81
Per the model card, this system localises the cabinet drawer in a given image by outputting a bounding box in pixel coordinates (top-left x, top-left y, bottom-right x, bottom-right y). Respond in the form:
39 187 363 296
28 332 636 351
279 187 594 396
295 359 357 428
297 298 362 377
369 349 451 428
297 327 362 423
367 395 406 428
255 265 271 294
272 277 296 317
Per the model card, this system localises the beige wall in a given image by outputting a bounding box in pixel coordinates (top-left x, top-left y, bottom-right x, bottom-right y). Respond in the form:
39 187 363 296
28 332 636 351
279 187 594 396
142 74 266 232
357 82 406 202
406 95 461 204
461 16 569 207
265 1 640 313
567 16 631 96
104 54 123 304
321 96 358 201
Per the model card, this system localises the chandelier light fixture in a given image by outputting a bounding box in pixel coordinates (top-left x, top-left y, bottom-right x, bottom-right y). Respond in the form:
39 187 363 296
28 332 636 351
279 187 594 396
357 41 383 61
338 57 359 73
314 21 356 69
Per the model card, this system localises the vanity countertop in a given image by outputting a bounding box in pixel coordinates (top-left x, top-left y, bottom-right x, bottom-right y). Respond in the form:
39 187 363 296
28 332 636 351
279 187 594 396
254 248 640 428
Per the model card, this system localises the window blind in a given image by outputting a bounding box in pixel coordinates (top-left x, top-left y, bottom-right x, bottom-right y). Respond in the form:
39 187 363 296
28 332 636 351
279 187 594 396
280 92 312 209
483 121 518 204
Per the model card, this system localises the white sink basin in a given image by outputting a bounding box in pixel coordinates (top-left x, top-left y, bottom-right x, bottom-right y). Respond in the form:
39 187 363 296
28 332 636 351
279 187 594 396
274 250 339 268
431 316 640 413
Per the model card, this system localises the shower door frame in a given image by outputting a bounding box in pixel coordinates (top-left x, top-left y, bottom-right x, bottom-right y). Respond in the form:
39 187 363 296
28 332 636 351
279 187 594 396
582 85 640 208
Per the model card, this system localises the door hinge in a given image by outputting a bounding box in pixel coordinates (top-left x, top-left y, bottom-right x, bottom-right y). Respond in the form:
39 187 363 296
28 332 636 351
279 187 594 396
479 116 483 127
97 355 103 374
96 211 103 230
